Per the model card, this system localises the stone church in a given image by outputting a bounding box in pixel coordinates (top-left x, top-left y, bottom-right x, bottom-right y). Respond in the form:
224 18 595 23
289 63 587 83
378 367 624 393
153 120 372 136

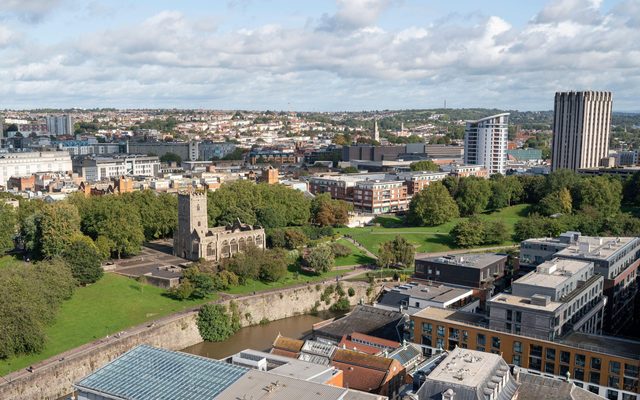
173 192 265 261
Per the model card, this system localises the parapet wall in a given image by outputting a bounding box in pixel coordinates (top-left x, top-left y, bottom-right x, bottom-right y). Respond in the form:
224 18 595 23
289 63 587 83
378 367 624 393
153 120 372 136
0 280 374 400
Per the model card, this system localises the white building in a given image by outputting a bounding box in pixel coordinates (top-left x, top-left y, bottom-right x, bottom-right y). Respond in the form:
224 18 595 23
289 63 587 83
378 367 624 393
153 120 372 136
46 115 74 136
75 155 160 181
0 151 73 187
464 113 509 175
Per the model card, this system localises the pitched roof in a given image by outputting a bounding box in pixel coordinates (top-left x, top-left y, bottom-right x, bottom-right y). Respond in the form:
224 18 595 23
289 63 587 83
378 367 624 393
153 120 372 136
313 305 405 342
332 349 403 393
272 334 304 356
74 345 248 400
333 349 395 371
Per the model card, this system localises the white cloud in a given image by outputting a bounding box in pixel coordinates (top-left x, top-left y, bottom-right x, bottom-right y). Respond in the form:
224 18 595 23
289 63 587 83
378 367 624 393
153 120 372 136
1 0 639 110
0 0 63 22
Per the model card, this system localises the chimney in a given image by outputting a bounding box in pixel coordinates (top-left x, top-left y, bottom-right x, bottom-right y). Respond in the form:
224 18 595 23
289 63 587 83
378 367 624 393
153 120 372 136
443 389 455 400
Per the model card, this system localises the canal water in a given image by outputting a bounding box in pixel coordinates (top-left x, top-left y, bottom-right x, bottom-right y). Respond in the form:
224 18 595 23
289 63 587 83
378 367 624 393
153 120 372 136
182 310 345 359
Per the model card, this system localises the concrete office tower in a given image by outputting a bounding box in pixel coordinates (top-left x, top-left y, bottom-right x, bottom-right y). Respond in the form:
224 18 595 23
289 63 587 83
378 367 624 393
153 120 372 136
46 115 74 136
464 113 509 175
551 91 612 171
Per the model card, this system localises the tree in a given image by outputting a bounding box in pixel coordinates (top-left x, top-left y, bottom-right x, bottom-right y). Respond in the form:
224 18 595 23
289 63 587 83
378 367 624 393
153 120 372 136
258 248 288 282
409 160 439 172
62 235 104 285
455 177 491 216
575 176 622 217
311 193 351 227
538 188 572 216
483 220 510 244
341 166 359 173
39 202 82 259
159 152 182 164
283 229 307 249
407 182 459 226
183 268 217 299
489 176 524 210
545 169 580 195
0 204 16 253
197 304 235 342
329 242 351 258
451 217 486 247
304 245 335 274
224 245 262 284
377 236 415 267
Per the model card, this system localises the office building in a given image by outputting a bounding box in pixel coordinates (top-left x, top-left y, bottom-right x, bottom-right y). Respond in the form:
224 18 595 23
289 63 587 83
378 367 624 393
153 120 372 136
464 113 509 175
74 154 160 181
551 91 612 171
488 258 605 340
0 151 73 188
45 115 74 136
414 253 508 290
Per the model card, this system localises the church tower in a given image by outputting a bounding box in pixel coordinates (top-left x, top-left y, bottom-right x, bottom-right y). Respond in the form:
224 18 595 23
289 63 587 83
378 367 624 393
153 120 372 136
175 192 208 259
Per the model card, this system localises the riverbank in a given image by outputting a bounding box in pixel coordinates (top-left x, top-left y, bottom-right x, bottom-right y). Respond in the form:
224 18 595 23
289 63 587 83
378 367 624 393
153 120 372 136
0 279 376 400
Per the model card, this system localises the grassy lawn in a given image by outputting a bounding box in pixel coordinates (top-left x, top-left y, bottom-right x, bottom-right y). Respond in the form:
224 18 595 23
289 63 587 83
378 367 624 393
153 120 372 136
337 204 530 254
0 273 214 376
0 255 24 269
333 238 376 267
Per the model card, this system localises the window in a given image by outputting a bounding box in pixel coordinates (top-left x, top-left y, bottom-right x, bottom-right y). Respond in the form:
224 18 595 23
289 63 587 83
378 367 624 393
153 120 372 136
591 357 601 370
513 355 521 366
436 338 444 350
608 375 620 389
561 351 571 364
529 357 542 371
588 386 600 395
545 362 555 374
590 372 601 384
506 310 512 321
462 330 469 342
505 323 512 331
530 344 542 358
421 335 432 347
437 326 445 337
610 361 621 375
515 311 522 323
575 354 586 368
574 368 585 381
546 348 556 362
422 323 432 334
513 341 522 353
607 390 619 400
491 337 500 349
477 333 486 346
449 328 460 340
625 364 639 378
622 394 637 400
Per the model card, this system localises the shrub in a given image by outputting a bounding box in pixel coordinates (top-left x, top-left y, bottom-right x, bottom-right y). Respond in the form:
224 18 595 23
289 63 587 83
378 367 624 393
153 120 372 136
330 297 351 311
330 242 351 258
197 304 235 342
347 287 356 297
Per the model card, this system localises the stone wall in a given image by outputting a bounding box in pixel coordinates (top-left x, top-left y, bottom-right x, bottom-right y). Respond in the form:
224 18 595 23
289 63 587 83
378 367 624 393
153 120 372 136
0 280 375 400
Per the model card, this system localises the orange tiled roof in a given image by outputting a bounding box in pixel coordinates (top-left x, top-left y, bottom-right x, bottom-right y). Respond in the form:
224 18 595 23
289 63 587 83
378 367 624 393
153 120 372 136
271 335 304 354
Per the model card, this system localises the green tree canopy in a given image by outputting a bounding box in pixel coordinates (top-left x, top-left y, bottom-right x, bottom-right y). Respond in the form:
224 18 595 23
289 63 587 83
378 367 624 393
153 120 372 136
39 202 82 259
197 304 236 342
0 204 17 254
409 160 440 172
455 177 492 216
304 245 335 274
407 182 459 226
63 234 104 285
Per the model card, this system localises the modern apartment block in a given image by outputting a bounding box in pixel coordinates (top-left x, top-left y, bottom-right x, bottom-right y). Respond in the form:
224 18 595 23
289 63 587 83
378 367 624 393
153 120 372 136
519 233 640 334
308 171 447 214
411 307 640 400
551 91 612 171
488 258 605 340
464 113 509 175
414 253 508 290
45 115 74 136
0 151 73 187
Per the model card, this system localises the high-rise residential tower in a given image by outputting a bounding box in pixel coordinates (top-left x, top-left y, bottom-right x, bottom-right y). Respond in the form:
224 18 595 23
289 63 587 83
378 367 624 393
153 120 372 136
46 114 74 136
464 113 509 175
551 91 612 171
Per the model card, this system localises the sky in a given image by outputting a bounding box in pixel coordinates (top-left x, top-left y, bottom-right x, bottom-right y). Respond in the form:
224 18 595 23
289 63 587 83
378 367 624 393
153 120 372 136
0 0 638 111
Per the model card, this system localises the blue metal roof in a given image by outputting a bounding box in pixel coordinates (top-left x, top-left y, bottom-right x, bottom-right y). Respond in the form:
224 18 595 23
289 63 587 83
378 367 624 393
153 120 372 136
75 345 248 399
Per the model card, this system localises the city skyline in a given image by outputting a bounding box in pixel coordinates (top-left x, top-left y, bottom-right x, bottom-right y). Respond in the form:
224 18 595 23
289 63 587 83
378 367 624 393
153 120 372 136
0 0 638 111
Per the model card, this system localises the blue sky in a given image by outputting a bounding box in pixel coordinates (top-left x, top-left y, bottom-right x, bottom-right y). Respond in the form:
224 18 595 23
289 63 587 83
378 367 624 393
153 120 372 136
0 0 637 111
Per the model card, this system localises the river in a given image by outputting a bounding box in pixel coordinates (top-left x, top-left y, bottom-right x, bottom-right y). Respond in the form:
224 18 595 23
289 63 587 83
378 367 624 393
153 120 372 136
182 310 345 359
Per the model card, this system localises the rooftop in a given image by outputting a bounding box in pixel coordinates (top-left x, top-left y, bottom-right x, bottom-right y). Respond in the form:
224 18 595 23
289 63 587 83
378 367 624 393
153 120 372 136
554 236 639 261
426 348 508 388
418 253 507 269
514 258 593 289
489 293 563 312
313 305 405 342
74 345 248 400
389 282 474 304
516 372 603 400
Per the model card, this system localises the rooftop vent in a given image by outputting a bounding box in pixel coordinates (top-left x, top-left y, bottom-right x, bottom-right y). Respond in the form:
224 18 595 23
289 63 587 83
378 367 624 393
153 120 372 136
530 294 551 307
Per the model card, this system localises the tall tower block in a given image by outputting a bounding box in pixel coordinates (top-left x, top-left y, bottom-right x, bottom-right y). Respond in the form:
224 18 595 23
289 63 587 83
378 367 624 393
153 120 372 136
175 192 208 259
373 120 380 142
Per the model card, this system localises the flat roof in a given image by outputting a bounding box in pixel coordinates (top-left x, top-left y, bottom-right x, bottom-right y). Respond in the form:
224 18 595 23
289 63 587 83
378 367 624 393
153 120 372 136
229 349 334 383
554 236 638 261
215 369 379 400
514 259 592 289
74 345 248 400
380 283 473 305
427 347 507 388
489 293 563 312
418 253 507 269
